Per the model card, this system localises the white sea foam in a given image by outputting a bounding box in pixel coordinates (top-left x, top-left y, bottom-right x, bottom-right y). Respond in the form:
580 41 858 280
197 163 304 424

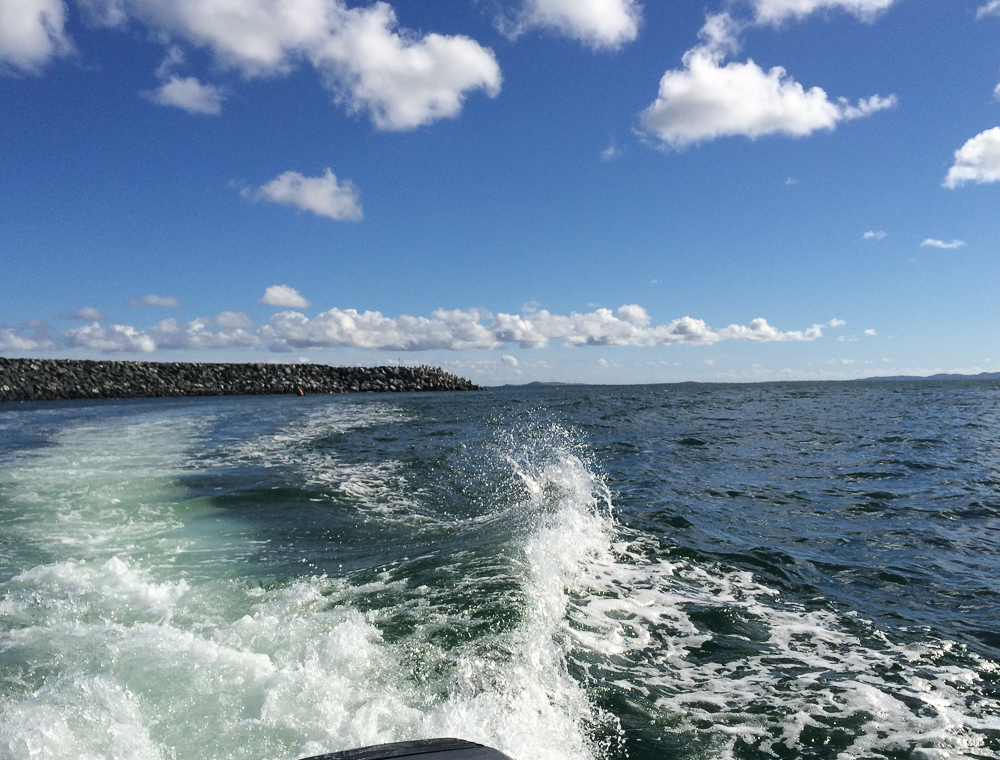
0 415 205 565
218 402 434 524
560 533 1000 758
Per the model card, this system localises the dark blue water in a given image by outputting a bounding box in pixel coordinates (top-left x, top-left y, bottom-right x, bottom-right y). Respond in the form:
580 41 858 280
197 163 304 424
1 382 998 760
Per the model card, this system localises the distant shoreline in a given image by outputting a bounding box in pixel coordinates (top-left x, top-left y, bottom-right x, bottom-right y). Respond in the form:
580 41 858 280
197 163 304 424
854 371 1000 382
498 372 1000 388
0 358 479 403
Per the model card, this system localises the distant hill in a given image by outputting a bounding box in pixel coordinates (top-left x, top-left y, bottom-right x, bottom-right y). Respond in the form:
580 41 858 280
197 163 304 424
858 371 1000 382
498 381 578 387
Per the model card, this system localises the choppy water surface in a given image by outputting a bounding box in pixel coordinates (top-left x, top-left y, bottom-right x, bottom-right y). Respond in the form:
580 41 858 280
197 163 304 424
1 381 998 760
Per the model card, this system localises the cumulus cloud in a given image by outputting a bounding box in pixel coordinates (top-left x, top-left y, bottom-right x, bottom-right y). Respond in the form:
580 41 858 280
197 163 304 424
4 302 833 356
261 307 497 351
148 317 259 349
828 318 846 327
130 294 181 308
180 0 502 130
617 303 651 326
61 322 156 352
144 75 225 115
15 0 501 130
259 285 311 309
753 0 897 25
639 14 895 148
0 0 73 74
717 317 823 341
259 304 826 352
977 1 1000 19
49 314 257 353
864 329 877 335
250 168 362 221
920 238 966 249
213 311 253 329
863 230 886 240
943 127 1000 188
315 2 501 130
508 0 642 50
0 326 52 350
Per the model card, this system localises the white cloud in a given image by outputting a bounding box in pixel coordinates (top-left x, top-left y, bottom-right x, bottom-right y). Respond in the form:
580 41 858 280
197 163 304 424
639 15 895 148
597 358 609 367
259 304 826 351
144 75 224 115
864 329 877 336
259 285 311 309
130 294 181 307
828 318 846 327
920 238 966 249
863 230 886 239
262 307 498 351
753 0 897 25
943 127 1000 188
617 303 651 326
61 322 156 352
60 306 107 320
601 142 622 161
4 302 832 356
509 0 641 50
251 168 362 221
0 327 51 350
785 176 799 185
45 314 256 353
717 317 824 341
148 317 259 349
316 2 501 130
76 0 127 27
0 0 73 74
977 1 1000 19
213 311 253 329
36 0 501 131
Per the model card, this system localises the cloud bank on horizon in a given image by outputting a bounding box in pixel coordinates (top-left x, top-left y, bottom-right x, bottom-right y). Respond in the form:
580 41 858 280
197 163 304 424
0 296 839 355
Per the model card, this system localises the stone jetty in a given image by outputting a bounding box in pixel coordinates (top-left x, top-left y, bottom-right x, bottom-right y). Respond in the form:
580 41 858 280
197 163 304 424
0 358 479 402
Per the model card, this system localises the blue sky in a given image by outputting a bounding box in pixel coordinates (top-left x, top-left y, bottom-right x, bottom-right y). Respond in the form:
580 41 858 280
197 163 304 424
2 0 999 385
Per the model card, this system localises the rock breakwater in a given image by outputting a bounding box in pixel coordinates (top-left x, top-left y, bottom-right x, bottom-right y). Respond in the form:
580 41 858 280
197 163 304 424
0 358 479 402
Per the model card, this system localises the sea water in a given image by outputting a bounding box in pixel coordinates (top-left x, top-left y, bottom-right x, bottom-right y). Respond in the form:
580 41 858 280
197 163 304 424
0 382 998 760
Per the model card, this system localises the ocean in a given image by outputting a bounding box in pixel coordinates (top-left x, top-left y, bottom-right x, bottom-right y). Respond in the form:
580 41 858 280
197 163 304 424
0 381 998 760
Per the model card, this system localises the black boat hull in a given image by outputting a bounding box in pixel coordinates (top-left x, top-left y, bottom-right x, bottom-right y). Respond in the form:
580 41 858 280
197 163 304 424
300 738 513 760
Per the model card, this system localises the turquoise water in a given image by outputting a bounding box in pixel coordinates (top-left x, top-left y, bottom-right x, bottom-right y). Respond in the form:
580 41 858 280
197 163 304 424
1 383 998 760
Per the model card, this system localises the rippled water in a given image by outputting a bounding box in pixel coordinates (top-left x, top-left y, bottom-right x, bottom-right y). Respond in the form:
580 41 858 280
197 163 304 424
1 381 998 760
